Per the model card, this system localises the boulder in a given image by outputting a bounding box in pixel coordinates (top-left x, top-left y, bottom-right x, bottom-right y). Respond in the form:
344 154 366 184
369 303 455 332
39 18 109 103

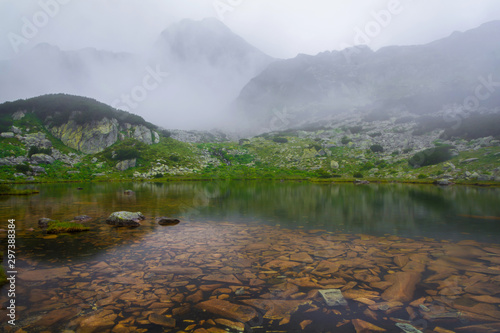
1 132 14 138
156 217 180 226
38 218 55 228
106 211 144 227
115 158 136 171
73 215 92 222
31 153 55 165
196 299 257 322
31 166 46 174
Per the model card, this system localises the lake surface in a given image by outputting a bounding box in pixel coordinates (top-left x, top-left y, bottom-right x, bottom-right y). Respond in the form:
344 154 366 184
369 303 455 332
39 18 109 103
1 182 499 332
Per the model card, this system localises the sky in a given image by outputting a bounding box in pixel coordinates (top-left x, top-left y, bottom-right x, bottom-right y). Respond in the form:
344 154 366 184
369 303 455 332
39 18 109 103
1 0 500 60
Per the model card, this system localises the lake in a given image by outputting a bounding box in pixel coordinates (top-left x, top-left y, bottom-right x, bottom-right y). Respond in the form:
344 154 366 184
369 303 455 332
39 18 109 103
1 181 500 332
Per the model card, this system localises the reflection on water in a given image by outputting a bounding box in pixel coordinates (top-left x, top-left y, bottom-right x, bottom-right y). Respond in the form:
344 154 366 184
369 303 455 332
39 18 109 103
0 182 499 332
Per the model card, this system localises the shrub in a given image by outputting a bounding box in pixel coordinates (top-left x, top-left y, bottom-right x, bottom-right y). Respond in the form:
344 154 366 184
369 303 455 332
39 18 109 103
316 169 332 178
272 137 288 143
15 164 31 173
154 173 163 178
408 145 454 168
353 172 363 178
28 146 52 157
370 144 384 153
418 174 428 179
349 126 363 134
369 132 382 138
114 147 140 161
169 155 180 162
341 136 351 145
0 184 11 193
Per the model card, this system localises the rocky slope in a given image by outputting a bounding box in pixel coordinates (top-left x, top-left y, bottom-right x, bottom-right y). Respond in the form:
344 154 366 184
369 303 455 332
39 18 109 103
234 21 500 131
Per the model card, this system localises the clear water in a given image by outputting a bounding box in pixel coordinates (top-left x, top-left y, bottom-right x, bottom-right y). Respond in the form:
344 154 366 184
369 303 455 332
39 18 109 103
0 182 499 332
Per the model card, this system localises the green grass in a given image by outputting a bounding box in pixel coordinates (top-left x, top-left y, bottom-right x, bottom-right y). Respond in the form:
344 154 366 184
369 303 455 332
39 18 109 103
0 184 39 195
46 221 90 234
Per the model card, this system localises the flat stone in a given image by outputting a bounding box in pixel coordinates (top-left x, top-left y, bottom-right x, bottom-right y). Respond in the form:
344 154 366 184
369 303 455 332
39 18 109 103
35 307 79 327
381 272 421 302
196 299 257 322
241 299 312 320
148 313 176 327
214 318 245 331
352 319 386 332
78 310 117 333
202 274 241 284
19 267 71 281
290 252 314 263
318 289 347 306
150 265 202 275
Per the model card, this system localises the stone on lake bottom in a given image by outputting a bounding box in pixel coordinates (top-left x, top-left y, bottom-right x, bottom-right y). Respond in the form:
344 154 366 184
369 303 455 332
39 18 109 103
148 313 176 327
395 323 423 333
352 319 386 332
19 267 71 281
214 318 245 332
319 289 347 306
241 299 312 320
196 299 257 322
381 271 421 302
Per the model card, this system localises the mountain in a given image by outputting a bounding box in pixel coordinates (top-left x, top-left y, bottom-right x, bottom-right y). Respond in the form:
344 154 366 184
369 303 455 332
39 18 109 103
147 18 274 128
0 94 162 154
0 18 274 130
234 21 500 131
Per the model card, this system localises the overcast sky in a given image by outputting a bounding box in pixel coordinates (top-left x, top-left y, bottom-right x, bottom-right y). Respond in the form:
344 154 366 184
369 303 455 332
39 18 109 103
1 0 500 60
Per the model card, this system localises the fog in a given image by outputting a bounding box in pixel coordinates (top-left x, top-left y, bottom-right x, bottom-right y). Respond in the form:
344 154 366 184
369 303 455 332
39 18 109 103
1 0 500 130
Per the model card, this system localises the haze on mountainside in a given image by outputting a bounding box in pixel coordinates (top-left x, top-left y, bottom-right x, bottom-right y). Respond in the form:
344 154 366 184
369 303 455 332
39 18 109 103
0 0 499 133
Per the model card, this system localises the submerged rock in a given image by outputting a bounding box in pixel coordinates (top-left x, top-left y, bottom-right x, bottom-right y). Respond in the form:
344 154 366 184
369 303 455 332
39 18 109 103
196 299 257 322
156 217 180 226
106 211 145 227
38 217 55 228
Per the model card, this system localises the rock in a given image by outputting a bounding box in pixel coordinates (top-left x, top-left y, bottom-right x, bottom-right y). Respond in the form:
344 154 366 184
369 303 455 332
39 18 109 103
35 307 79 327
148 313 176 328
352 319 386 332
435 179 453 186
12 110 26 120
77 310 117 333
106 211 144 227
73 215 92 222
461 158 479 164
354 180 370 185
19 267 71 281
290 252 313 263
124 190 134 195
214 318 245 332
115 158 136 171
241 299 312 320
1 132 14 138
31 166 46 173
150 265 203 275
319 289 347 306
156 217 180 226
0 158 13 166
196 299 257 322
396 323 423 333
202 274 242 284
330 160 339 169
381 271 421 302
38 218 54 228
31 153 55 164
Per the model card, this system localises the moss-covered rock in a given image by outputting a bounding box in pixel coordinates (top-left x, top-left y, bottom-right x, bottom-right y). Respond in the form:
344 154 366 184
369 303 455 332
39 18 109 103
106 211 145 227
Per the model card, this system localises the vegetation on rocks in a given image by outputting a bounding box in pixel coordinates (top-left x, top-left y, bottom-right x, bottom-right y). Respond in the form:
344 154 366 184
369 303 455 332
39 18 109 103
46 221 91 234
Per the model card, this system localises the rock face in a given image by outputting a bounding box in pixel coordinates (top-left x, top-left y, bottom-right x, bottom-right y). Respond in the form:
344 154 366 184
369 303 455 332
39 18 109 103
50 117 160 154
106 211 145 227
31 153 55 164
115 158 137 171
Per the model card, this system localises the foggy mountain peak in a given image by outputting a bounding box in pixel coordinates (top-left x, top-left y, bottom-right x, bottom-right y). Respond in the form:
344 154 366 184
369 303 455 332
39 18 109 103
156 18 273 66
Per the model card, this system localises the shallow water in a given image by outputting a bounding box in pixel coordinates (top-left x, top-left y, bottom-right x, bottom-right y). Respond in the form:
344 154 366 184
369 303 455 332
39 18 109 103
0 182 499 332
